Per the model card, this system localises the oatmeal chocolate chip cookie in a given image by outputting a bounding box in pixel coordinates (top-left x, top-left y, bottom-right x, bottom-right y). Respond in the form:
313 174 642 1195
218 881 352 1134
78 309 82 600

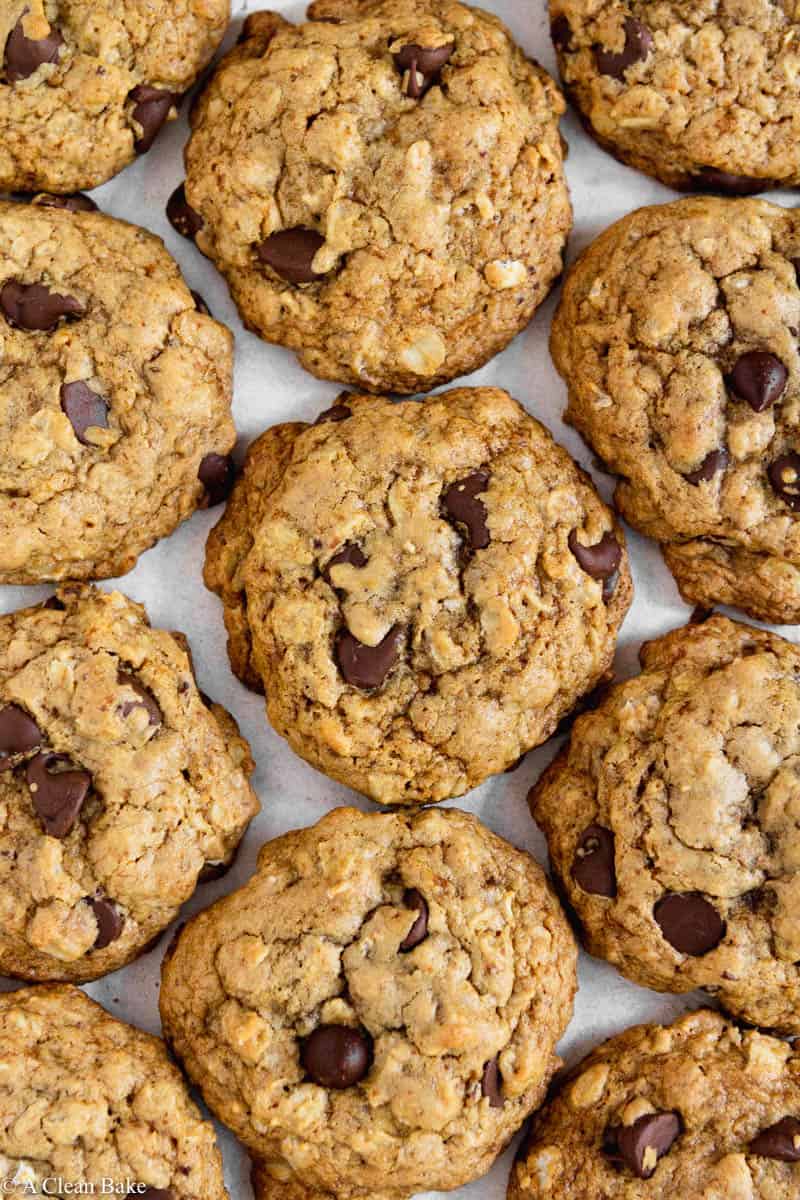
0 198 236 584
160 805 577 1200
552 196 800 624
180 0 571 394
0 0 230 194
0 583 258 983
204 387 632 806
0 984 229 1198
551 0 800 192
531 612 800 1034
510 1008 800 1199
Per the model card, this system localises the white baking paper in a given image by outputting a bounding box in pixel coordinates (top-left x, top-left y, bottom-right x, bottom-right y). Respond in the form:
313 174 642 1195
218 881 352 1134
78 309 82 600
2 3 798 1198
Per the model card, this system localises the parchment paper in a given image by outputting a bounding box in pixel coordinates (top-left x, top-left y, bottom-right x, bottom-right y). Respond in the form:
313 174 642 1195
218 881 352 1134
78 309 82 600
3 3 798 1197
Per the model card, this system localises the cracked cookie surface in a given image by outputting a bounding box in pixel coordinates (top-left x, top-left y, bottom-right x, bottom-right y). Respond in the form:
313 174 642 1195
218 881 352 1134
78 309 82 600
552 197 800 623
0 984 229 1197
551 0 800 191
0 199 236 584
531 613 800 1033
183 0 571 394
510 1008 800 1199
160 805 577 1200
0 583 258 983
204 387 632 806
0 0 230 194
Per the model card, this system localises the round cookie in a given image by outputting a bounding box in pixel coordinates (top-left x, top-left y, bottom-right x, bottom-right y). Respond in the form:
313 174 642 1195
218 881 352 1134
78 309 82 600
531 612 800 1033
0 198 236 584
204 387 632 806
180 0 571 394
510 1008 800 1199
552 196 800 624
0 583 258 983
0 0 230 194
0 984 229 1197
550 0 800 193
160 805 578 1200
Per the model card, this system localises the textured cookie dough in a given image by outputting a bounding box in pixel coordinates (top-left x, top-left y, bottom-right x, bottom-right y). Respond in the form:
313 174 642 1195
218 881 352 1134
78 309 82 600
0 984 229 1198
551 0 800 192
160 805 578 1200
510 1009 800 1199
0 583 258 983
531 613 800 1034
0 198 236 584
552 196 800 624
0 0 230 194
182 0 571 394
205 387 632 806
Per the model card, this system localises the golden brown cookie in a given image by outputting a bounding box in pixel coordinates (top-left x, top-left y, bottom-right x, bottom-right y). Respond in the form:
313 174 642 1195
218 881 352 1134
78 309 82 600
204 387 632 806
552 196 800 623
177 0 571 393
550 0 800 192
0 198 236 584
0 583 258 983
510 1009 800 1199
160 805 578 1200
532 613 800 1033
0 984 229 1197
0 0 230 194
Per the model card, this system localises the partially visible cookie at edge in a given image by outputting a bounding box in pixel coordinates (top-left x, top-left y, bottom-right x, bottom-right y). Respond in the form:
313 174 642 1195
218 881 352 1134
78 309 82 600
0 199 236 583
0 0 231 193
160 805 578 1200
531 613 800 1034
510 1008 800 1199
204 387 632 806
550 0 800 193
181 0 571 393
0 583 258 983
552 196 800 623
0 984 229 1197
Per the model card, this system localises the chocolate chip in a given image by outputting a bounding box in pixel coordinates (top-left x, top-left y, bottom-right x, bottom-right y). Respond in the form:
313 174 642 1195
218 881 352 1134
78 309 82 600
750 1117 800 1161
691 167 775 196
60 381 108 445
573 824 616 898
315 403 352 424
481 1058 504 1108
129 85 178 153
399 888 428 951
34 193 98 213
393 42 454 98
690 605 714 624
190 290 211 317
324 543 367 588
141 1190 173 1200
118 671 162 726
27 752 92 839
198 453 236 506
792 258 800 286
1 281 84 331
257 228 325 283
769 453 800 511
198 860 230 884
302 1025 372 1088
88 896 124 949
443 471 490 550
727 351 788 412
654 892 725 956
336 626 403 689
551 15 573 51
595 18 653 79
0 704 41 768
606 1112 682 1179
4 13 63 83
568 530 622 591
167 183 204 242
684 449 729 485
